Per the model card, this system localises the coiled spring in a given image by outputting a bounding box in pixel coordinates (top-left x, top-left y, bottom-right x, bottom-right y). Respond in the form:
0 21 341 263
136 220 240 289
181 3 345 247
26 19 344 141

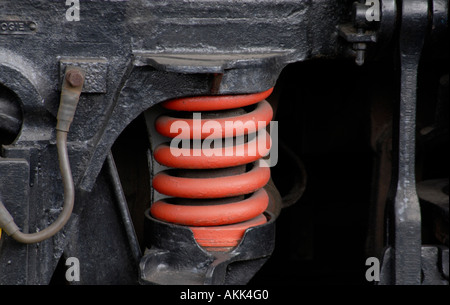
151 88 274 251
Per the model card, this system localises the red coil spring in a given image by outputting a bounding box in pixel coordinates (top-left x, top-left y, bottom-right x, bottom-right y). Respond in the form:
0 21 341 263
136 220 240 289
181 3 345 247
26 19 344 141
151 88 274 251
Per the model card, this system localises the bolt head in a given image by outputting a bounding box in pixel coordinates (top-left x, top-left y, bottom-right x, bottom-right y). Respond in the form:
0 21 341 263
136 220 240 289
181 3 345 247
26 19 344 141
65 70 84 87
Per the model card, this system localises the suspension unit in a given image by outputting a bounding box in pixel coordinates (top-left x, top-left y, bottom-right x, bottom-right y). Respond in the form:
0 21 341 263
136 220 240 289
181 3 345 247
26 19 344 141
140 88 279 285
0 0 447 287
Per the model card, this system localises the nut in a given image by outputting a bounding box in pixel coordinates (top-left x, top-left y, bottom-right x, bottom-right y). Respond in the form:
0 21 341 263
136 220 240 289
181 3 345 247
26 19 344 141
65 70 84 87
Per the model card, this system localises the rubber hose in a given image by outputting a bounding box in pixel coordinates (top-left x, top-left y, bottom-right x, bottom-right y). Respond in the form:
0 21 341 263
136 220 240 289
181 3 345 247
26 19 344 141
0 131 74 243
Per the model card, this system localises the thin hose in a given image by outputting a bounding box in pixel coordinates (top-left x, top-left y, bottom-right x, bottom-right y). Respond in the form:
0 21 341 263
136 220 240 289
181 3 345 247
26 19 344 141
0 66 83 243
1 131 74 244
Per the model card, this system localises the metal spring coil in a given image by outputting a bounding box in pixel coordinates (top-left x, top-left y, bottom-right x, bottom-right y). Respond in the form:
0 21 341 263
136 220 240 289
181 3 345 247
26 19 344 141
151 88 274 251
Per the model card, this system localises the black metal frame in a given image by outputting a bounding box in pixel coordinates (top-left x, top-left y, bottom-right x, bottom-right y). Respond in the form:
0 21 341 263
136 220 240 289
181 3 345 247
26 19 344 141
0 0 448 285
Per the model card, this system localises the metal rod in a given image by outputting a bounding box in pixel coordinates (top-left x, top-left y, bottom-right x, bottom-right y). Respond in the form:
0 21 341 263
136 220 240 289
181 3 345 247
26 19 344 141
394 0 429 285
106 151 142 265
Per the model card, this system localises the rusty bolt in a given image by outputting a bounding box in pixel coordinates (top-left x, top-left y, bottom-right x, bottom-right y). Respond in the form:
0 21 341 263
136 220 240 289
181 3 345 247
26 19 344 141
65 70 84 87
